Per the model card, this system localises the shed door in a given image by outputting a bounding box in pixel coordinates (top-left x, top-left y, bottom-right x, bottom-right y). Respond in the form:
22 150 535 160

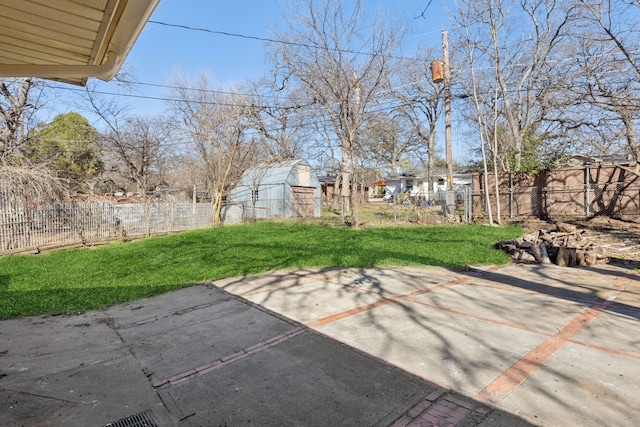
291 186 315 217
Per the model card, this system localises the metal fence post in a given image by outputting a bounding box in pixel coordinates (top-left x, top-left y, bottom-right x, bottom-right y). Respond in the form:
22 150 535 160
393 194 397 222
464 187 471 223
509 171 514 219
585 164 590 218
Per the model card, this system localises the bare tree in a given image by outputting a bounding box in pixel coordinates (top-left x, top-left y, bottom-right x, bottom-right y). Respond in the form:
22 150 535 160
453 0 578 173
246 78 314 161
0 78 62 207
168 73 256 225
573 0 640 163
358 110 429 186
577 0 640 77
0 78 38 159
82 84 170 195
271 0 403 226
0 164 62 209
82 82 172 234
457 13 496 224
101 117 170 195
102 117 171 236
390 47 444 200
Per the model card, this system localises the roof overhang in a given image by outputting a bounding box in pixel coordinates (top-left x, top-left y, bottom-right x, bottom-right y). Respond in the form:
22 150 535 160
0 0 160 86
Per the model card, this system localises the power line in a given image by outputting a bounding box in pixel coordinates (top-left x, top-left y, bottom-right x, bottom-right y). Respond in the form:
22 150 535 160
50 78 439 113
52 72 640 113
148 20 419 62
117 79 310 102
149 18 640 76
51 84 301 110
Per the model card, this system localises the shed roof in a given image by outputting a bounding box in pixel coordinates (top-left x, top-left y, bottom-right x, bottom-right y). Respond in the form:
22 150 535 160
238 159 310 186
0 0 159 85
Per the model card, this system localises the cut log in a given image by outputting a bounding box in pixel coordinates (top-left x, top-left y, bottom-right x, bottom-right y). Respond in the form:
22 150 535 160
584 251 598 266
519 251 537 263
499 225 606 266
576 249 587 266
556 222 577 233
532 242 552 264
557 246 577 267
577 249 599 267
540 234 555 244
501 243 517 253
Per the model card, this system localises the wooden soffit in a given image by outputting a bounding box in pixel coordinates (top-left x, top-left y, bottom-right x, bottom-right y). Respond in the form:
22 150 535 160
0 0 160 85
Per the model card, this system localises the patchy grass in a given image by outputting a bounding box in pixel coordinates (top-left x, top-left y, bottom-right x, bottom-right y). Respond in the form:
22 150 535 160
322 201 454 225
0 221 521 319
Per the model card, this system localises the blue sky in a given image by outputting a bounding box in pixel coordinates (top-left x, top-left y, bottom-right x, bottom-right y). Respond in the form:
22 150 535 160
46 0 451 114
132 0 451 85
45 0 463 158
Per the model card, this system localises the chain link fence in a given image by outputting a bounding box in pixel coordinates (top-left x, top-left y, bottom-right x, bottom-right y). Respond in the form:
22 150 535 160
469 182 640 221
223 196 323 225
4 182 635 254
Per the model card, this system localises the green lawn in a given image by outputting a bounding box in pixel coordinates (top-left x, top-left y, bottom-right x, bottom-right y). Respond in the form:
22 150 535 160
0 221 522 319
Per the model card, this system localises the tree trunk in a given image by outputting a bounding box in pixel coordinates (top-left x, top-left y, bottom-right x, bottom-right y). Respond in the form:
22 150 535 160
340 169 350 222
621 113 640 162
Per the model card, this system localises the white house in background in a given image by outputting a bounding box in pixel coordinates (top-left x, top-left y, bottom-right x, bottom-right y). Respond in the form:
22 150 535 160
384 173 472 202
433 175 473 202
385 173 427 200
226 159 321 224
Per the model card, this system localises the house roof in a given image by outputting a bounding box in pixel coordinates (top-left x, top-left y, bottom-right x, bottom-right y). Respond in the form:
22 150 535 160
0 0 160 86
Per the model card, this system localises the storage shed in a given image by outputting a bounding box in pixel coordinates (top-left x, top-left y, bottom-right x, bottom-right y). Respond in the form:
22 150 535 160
226 159 321 223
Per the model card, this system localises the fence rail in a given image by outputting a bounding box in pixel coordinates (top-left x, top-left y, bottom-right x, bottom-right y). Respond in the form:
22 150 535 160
223 196 322 225
0 201 213 254
470 182 640 220
3 182 637 254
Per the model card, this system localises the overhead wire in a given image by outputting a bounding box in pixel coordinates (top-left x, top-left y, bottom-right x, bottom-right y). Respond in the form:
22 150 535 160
38 16 640 147
147 20 438 62
38 12 639 113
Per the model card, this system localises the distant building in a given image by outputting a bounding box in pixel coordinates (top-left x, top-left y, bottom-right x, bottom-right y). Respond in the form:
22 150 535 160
385 173 423 199
317 175 370 205
226 159 321 224
384 172 472 202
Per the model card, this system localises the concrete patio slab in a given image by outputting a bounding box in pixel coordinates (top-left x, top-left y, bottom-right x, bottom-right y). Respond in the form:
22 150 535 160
3 261 638 426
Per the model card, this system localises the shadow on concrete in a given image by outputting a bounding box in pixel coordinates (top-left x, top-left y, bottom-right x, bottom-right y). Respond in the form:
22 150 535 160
215 263 640 427
473 264 640 321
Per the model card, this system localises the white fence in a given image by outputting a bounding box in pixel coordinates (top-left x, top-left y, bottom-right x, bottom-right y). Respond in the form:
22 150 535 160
0 201 213 254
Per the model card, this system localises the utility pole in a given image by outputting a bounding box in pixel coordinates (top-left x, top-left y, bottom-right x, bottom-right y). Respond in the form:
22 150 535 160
442 30 454 216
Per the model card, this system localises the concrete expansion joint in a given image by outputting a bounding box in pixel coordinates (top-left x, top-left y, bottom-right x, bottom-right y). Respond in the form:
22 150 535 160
225 292 302 327
111 297 234 330
307 272 481 329
151 326 307 390
476 276 630 406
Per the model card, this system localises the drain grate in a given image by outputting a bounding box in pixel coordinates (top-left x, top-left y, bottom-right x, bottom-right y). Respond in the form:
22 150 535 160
103 410 158 427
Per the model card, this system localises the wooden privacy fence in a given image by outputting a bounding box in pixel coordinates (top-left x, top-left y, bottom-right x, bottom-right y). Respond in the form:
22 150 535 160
0 201 213 254
471 165 640 220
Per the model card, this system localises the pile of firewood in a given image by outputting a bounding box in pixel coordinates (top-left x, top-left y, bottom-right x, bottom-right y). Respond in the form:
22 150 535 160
496 222 607 267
